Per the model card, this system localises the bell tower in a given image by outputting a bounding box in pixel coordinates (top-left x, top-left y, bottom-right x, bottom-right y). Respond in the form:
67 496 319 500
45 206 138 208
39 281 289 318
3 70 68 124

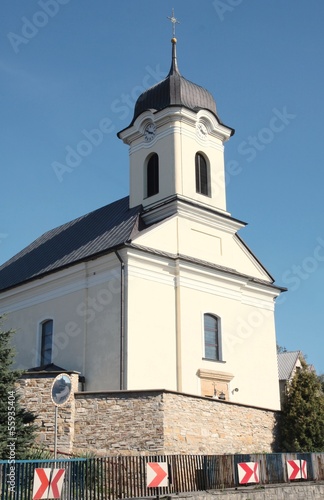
118 35 234 223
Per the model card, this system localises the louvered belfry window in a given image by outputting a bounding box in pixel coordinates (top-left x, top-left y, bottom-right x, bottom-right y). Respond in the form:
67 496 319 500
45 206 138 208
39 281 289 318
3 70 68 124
147 153 159 197
195 153 210 196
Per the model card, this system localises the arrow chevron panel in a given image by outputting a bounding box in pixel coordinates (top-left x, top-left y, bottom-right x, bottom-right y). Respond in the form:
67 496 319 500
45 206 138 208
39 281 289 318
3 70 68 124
32 468 66 500
237 462 260 484
146 462 169 488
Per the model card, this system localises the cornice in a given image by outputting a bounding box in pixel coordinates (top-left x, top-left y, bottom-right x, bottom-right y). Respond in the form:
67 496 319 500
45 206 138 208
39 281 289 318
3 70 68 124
141 195 244 231
125 244 283 304
119 106 233 146
0 257 121 314
197 368 234 382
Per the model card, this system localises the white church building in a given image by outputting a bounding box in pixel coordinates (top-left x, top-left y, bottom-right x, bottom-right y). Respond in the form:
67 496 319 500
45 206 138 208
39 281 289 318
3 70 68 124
0 37 284 411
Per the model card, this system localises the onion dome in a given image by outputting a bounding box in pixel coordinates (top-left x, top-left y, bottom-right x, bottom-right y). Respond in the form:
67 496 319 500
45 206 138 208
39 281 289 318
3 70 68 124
132 38 220 124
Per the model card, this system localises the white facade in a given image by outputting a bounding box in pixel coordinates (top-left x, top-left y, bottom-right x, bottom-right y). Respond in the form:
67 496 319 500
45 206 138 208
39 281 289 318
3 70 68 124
120 107 231 215
0 257 123 391
0 43 283 410
0 228 281 409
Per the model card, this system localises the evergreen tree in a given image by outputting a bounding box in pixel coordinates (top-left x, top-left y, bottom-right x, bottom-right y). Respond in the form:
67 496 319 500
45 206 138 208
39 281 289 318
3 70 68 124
280 360 324 452
318 373 324 393
0 315 36 459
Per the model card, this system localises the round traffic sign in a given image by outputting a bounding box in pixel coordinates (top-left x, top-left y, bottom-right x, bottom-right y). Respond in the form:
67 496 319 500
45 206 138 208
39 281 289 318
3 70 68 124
51 374 72 406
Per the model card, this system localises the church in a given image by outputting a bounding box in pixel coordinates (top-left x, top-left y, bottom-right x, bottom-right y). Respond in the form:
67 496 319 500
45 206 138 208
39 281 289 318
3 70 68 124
0 33 284 412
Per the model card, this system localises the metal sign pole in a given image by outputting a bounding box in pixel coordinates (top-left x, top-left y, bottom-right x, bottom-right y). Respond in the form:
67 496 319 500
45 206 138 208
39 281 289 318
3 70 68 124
51 373 72 460
54 405 58 460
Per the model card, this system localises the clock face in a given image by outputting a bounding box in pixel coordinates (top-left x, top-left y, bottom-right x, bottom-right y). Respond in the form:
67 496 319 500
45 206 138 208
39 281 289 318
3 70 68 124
196 122 208 139
144 123 156 142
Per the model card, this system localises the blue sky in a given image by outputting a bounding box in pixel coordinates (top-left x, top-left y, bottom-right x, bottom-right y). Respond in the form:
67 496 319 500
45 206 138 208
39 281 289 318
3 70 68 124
1 1 324 374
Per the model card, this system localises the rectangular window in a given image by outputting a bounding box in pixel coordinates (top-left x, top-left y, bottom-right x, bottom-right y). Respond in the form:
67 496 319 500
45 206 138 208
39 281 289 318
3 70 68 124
204 314 220 361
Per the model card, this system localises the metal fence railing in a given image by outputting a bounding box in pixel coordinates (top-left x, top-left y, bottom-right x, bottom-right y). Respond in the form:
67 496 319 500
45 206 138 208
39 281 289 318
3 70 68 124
1 452 324 500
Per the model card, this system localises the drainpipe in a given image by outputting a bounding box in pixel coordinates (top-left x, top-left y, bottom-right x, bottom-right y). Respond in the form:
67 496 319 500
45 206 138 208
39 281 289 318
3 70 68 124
175 257 182 392
82 262 89 385
175 218 182 392
115 250 126 390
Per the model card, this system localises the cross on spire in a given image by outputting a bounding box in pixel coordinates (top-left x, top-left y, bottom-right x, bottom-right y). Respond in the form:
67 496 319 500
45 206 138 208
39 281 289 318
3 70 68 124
167 8 180 38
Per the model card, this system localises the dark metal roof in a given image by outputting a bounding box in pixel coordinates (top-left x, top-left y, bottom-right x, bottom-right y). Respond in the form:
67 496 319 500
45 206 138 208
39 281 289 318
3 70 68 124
133 72 217 121
0 196 141 292
127 40 233 132
277 351 302 381
26 363 69 373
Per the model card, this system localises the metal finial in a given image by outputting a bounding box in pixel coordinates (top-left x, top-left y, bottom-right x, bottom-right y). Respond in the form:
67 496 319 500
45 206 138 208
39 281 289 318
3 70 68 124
167 8 180 38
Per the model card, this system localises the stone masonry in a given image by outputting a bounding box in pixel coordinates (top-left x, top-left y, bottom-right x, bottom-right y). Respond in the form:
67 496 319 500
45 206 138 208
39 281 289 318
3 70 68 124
18 371 279 456
162 392 278 455
17 371 79 455
179 483 324 500
73 390 165 455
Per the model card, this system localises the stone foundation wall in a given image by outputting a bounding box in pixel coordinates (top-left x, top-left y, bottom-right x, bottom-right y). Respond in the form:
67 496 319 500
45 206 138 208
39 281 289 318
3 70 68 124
18 374 279 455
73 391 165 455
180 483 324 499
162 392 278 454
18 372 79 455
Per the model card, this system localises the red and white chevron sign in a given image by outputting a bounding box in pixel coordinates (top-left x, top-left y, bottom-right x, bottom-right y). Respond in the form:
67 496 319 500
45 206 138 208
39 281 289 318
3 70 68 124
301 459 307 479
146 462 169 488
32 468 65 499
287 459 307 480
238 462 259 484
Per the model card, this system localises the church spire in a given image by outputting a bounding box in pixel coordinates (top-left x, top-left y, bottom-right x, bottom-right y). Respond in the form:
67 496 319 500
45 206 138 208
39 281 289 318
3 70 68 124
167 9 180 76
168 37 180 76
120 8 227 130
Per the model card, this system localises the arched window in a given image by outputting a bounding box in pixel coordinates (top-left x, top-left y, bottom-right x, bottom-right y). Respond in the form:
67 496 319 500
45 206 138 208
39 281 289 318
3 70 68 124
40 319 53 366
204 314 220 361
195 153 210 196
147 153 159 197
